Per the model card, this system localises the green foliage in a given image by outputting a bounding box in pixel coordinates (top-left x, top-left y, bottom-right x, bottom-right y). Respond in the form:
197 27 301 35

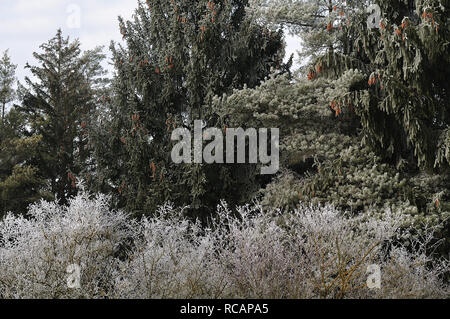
0 50 17 120
251 0 371 68
89 0 286 218
303 0 450 170
0 109 51 217
215 1 450 253
0 0 448 264
18 30 107 205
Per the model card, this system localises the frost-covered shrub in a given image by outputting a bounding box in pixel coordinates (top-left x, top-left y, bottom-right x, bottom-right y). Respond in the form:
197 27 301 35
113 201 449 299
0 190 448 299
112 203 227 299
213 203 448 299
0 190 133 298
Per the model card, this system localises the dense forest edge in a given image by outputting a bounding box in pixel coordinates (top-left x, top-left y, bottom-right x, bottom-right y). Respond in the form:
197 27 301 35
0 0 449 298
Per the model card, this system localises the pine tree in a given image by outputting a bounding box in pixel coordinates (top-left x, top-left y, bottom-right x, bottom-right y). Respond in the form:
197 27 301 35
0 108 51 217
89 0 287 218
0 50 17 121
321 0 450 170
19 30 107 205
0 51 48 217
315 0 450 226
251 0 371 66
220 0 449 255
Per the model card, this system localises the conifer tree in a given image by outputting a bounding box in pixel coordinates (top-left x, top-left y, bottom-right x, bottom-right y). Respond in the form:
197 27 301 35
0 50 17 121
320 0 450 170
220 0 449 254
0 51 48 217
89 0 286 218
19 30 107 205
0 108 51 217
251 0 371 65
314 0 450 225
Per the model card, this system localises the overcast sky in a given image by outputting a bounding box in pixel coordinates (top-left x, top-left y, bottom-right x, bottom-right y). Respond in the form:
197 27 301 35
0 0 301 85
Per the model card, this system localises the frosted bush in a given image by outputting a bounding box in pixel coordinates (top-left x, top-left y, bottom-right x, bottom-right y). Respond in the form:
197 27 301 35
0 189 133 298
114 201 449 299
209 203 448 299
0 189 448 299
112 203 227 299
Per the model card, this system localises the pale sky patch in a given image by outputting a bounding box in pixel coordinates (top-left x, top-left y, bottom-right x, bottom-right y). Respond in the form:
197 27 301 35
0 0 301 89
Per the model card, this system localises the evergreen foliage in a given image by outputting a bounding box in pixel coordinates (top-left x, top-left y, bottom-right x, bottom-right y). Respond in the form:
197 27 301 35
0 108 51 217
217 0 450 254
0 0 448 294
88 0 286 218
0 50 17 121
19 30 107 205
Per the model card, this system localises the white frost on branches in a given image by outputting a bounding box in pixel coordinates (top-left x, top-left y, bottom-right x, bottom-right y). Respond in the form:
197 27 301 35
0 189 448 299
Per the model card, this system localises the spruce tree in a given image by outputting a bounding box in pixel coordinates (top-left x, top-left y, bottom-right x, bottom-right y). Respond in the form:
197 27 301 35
0 50 17 121
320 0 450 170
220 0 449 254
0 108 51 217
89 0 286 218
251 0 371 65
19 30 107 205
0 51 48 217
